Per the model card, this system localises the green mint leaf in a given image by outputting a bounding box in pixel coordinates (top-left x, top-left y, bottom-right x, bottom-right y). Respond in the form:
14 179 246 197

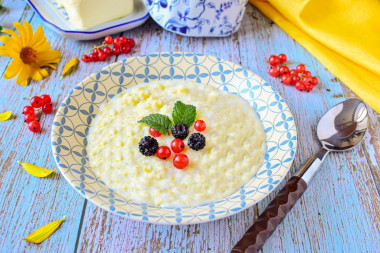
172 101 196 127
138 113 173 134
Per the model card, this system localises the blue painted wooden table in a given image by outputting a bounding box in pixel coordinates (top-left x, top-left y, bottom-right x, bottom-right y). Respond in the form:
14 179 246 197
0 1 379 252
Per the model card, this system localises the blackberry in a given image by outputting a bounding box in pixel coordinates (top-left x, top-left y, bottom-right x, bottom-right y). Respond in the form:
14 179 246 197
139 136 159 156
188 133 206 151
171 123 189 140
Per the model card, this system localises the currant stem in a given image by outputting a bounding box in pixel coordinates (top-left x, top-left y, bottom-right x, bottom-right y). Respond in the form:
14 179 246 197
83 42 107 55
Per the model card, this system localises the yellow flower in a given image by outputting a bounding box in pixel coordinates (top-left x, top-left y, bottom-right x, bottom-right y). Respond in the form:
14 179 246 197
0 21 61 86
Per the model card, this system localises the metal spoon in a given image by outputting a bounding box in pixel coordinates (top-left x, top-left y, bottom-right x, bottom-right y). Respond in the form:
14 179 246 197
232 98 368 253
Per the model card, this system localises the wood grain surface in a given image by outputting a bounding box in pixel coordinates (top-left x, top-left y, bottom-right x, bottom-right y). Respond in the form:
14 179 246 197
0 1 379 252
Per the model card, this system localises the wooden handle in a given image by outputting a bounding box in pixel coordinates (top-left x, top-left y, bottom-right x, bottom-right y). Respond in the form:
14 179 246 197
231 176 308 253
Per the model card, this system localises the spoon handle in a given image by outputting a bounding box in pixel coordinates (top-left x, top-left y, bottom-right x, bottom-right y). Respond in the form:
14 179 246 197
231 176 307 253
231 148 329 253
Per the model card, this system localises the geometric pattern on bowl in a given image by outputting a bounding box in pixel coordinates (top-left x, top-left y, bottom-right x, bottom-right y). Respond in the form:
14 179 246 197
51 52 297 225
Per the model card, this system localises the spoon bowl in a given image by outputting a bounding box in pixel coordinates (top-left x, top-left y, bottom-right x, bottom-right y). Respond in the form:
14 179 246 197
317 98 368 151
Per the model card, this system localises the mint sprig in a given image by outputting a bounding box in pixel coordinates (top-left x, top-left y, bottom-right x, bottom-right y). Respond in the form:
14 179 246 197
137 114 173 134
172 101 196 127
137 100 197 133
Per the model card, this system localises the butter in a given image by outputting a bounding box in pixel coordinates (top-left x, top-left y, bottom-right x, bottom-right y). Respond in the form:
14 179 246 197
56 0 134 29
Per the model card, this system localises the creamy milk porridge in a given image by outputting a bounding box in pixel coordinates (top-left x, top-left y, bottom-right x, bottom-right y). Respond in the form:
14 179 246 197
87 80 266 207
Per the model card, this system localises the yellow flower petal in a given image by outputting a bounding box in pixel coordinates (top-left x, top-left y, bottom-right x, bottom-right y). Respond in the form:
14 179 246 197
23 20 34 46
45 64 57 70
16 64 32 86
17 161 56 177
1 29 22 47
34 40 51 52
13 21 28 46
61 57 79 78
4 58 23 79
30 68 50 81
0 111 12 121
0 36 21 52
23 216 66 244
0 45 19 58
37 50 61 63
30 69 43 80
29 25 45 47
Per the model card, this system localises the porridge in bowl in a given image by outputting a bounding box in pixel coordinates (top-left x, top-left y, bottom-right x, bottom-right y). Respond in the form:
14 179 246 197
87 80 266 207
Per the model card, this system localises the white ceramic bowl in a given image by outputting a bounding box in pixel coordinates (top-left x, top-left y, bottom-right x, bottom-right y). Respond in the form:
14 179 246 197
143 0 248 37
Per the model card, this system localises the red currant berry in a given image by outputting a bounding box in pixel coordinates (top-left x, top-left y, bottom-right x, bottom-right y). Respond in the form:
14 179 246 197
157 146 171 160
303 71 312 77
149 127 162 137
278 53 287 64
311 77 319 86
23 105 35 115
173 153 189 169
269 67 279 77
121 45 131 54
194 120 206 131
24 113 36 123
81 54 90 62
104 35 113 45
113 37 121 48
296 64 306 73
28 120 41 133
281 74 292 85
279 66 289 75
302 77 312 85
304 85 313 91
103 47 112 56
112 47 121 55
289 69 298 76
40 94 52 106
295 81 305 91
42 103 53 114
90 53 98 61
127 38 135 47
30 96 43 108
291 75 300 85
98 51 107 61
93 48 99 55
171 139 185 153
120 36 128 45
268 55 280 67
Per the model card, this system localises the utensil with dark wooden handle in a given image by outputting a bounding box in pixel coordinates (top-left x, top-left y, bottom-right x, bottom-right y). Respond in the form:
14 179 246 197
232 99 368 253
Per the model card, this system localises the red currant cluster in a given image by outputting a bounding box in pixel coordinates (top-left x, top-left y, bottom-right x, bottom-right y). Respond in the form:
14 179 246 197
268 54 319 91
22 95 53 133
81 36 135 62
150 120 206 169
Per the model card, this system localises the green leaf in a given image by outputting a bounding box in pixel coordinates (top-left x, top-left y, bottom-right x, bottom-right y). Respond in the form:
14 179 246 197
138 114 173 134
172 101 196 127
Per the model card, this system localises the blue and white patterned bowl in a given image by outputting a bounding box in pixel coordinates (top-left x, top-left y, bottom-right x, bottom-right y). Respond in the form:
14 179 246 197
52 52 297 225
144 0 248 37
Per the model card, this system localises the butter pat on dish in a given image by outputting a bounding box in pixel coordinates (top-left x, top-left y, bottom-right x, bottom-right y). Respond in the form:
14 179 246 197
56 0 134 29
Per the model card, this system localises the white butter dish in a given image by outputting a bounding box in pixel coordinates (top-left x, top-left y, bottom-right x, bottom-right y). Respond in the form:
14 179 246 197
26 0 149 40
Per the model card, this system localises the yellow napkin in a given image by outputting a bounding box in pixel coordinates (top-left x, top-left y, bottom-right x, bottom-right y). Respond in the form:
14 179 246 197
249 0 380 114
